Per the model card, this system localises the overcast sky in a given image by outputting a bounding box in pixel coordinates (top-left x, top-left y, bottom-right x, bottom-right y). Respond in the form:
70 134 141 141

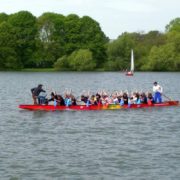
0 0 179 39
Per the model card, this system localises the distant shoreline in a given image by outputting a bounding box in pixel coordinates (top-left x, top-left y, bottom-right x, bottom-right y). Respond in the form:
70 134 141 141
0 68 179 72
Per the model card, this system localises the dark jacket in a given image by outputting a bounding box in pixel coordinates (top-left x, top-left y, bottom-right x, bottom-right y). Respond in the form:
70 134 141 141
31 86 45 96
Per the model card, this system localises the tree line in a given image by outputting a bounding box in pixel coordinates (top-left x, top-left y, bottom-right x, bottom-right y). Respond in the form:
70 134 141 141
0 11 179 71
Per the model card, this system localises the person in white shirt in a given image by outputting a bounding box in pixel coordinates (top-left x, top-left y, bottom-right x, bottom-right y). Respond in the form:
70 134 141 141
153 82 163 103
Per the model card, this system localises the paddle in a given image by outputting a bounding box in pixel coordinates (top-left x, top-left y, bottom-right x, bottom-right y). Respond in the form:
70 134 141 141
160 92 179 105
162 93 172 101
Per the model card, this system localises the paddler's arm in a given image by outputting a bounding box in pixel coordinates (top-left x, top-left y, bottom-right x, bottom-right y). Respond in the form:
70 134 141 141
41 89 46 93
158 86 163 93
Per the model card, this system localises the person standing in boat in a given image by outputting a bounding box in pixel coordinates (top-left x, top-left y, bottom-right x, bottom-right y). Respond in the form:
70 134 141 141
31 84 46 105
153 82 163 103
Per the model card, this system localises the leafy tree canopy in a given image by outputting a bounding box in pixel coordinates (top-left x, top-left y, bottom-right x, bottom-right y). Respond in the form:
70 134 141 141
166 17 180 33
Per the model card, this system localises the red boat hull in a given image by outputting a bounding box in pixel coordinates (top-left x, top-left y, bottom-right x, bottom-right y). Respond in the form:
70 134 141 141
19 101 179 111
126 72 133 76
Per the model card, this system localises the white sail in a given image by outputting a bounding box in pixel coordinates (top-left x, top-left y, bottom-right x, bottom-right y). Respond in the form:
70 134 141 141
130 49 134 72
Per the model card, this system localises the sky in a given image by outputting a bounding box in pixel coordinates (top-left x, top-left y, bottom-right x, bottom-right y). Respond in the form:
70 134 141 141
0 0 179 39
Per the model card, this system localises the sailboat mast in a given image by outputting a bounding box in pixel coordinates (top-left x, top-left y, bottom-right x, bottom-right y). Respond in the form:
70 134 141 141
130 49 134 72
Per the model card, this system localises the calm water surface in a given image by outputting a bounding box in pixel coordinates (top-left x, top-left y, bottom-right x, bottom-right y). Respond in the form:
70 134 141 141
0 72 180 180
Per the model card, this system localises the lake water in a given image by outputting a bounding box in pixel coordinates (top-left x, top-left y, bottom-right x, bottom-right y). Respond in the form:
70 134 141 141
0 72 180 180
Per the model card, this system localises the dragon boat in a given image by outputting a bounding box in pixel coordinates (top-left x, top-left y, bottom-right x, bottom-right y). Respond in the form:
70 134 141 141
19 101 179 111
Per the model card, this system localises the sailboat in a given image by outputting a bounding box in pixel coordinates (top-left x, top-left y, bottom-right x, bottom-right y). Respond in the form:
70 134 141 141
126 49 134 76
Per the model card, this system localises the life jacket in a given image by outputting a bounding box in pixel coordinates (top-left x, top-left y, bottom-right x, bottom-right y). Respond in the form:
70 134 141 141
86 100 90 107
54 100 57 106
120 99 124 106
65 98 71 106
147 99 152 105
136 98 141 104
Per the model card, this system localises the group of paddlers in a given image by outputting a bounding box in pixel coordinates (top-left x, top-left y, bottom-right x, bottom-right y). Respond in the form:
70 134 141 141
31 82 163 106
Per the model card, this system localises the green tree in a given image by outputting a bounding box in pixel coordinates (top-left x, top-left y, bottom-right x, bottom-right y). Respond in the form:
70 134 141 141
0 22 21 69
63 15 108 68
106 31 167 71
104 57 126 71
166 31 180 52
107 32 135 70
54 55 69 70
136 31 166 70
68 49 96 71
166 18 180 33
8 11 37 68
142 43 180 71
36 12 65 67
0 48 19 69
0 13 8 24
64 14 82 54
79 16 108 67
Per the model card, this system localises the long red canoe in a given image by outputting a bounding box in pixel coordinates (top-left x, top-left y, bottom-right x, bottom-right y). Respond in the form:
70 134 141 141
19 101 179 111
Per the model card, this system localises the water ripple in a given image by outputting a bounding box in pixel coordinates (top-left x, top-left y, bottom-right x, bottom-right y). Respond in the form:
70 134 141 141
0 72 180 180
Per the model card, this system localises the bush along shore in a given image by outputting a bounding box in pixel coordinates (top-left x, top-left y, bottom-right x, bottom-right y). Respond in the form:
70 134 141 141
0 11 179 71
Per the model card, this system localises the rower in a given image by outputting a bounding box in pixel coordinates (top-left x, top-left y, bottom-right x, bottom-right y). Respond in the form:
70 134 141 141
140 92 148 104
123 92 129 105
147 92 155 105
153 82 163 103
70 95 77 105
56 95 65 106
64 94 72 107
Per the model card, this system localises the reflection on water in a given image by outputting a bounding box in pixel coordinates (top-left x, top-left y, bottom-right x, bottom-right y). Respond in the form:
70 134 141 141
0 72 180 179
32 111 50 119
